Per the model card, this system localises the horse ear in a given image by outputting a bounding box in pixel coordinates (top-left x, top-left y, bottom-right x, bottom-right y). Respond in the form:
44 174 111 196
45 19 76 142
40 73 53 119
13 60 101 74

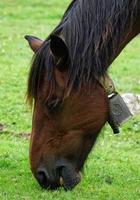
50 35 68 58
25 35 43 52
50 35 69 71
50 35 69 88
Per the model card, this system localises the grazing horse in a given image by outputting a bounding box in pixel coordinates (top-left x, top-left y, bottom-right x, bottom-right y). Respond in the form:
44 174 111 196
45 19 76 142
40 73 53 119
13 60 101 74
25 0 140 190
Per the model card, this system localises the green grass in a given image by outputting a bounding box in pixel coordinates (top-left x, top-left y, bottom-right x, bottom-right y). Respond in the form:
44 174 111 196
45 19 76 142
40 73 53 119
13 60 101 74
0 0 140 199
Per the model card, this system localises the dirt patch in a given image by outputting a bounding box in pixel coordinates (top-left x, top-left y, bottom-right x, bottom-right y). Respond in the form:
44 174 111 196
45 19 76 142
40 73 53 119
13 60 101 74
0 123 5 132
17 132 30 139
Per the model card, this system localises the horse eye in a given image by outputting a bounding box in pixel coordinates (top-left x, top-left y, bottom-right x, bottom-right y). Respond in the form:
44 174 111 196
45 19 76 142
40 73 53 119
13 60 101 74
47 98 62 112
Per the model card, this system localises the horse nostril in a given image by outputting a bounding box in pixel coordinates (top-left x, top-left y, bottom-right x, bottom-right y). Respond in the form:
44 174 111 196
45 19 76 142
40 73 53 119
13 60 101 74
36 170 47 185
36 169 59 190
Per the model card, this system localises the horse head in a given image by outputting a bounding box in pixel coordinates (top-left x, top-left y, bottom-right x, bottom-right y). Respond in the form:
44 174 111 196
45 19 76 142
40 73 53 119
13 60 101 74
25 35 109 190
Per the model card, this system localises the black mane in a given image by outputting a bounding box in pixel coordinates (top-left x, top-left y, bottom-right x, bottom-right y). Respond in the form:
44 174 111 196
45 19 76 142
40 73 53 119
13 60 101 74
27 0 138 103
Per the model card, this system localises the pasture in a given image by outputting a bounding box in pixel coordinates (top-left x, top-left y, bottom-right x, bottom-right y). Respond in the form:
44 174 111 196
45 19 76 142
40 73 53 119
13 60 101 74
0 0 140 199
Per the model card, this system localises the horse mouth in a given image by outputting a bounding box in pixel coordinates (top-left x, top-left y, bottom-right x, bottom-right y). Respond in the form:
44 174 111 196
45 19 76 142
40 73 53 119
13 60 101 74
36 165 81 190
59 167 81 190
37 171 81 190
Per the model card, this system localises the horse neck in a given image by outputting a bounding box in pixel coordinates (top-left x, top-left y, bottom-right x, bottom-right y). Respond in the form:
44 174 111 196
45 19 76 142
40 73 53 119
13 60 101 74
109 4 140 67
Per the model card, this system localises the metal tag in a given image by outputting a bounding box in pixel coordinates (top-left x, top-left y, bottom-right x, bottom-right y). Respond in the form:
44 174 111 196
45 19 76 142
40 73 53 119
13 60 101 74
109 93 132 126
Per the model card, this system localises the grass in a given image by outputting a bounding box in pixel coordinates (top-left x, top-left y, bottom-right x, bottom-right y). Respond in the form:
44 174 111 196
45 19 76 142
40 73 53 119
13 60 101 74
0 0 140 199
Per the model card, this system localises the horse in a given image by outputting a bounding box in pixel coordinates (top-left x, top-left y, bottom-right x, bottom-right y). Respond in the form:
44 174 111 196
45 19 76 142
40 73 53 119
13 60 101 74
25 0 140 190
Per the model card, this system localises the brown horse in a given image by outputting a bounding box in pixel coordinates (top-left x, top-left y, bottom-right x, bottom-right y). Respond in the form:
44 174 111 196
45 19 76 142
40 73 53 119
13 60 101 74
25 0 140 190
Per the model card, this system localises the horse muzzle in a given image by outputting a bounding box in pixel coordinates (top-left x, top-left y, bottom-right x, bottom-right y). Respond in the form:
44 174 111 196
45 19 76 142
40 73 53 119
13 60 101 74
35 158 81 190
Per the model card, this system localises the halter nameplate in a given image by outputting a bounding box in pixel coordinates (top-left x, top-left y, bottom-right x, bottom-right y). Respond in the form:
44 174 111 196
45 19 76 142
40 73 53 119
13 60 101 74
98 74 132 134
